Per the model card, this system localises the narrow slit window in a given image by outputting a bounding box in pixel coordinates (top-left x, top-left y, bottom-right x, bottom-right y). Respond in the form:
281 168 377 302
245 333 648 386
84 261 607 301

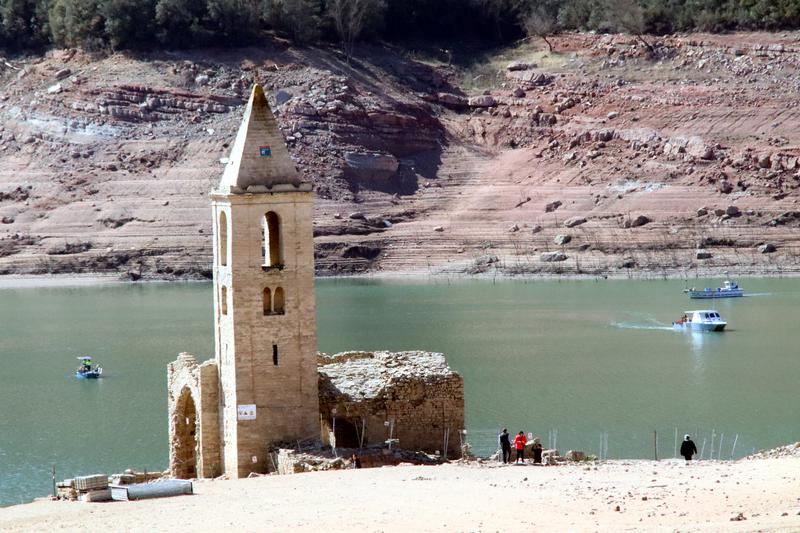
263 212 282 267
221 286 228 316
272 345 278 366
263 287 272 315
273 287 285 315
218 211 228 267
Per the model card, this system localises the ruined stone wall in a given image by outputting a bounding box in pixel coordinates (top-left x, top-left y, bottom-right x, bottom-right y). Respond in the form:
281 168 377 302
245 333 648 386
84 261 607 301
167 353 221 478
198 360 221 477
318 351 465 456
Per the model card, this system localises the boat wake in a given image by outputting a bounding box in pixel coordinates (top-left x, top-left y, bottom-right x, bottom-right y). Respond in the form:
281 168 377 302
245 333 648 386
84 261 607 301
612 322 674 331
612 315 674 331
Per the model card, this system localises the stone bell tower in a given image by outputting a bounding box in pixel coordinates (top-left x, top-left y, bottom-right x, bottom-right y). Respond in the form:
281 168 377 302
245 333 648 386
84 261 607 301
210 85 319 478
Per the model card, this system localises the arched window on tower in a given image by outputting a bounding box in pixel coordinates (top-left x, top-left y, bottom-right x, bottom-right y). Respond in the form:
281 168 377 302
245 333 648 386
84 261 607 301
220 286 228 316
218 211 228 267
262 211 282 268
263 287 272 315
273 287 285 315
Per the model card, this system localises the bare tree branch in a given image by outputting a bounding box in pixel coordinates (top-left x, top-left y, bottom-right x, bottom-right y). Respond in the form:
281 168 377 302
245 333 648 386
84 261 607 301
521 4 558 52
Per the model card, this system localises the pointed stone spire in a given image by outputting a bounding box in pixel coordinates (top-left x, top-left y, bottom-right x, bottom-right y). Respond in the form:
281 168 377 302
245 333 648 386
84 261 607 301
217 84 301 193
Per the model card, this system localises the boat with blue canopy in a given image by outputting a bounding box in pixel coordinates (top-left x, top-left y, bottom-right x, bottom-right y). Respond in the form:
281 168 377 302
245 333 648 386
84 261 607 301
684 279 743 299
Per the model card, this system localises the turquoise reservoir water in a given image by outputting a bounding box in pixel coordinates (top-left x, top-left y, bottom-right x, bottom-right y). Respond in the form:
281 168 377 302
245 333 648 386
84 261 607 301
1 278 799 505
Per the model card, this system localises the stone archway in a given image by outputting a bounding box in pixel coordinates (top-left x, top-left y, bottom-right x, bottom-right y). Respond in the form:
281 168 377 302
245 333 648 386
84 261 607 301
172 387 198 479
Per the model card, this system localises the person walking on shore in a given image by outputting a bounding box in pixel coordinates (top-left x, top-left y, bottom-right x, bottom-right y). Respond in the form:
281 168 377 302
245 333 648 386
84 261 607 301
680 434 698 461
514 431 527 464
498 428 512 464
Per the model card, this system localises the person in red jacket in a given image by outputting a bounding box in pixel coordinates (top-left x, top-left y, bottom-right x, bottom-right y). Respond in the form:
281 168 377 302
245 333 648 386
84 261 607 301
514 431 527 464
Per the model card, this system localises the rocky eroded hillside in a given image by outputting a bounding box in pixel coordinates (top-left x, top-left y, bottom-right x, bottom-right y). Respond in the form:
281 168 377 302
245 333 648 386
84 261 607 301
1 33 800 279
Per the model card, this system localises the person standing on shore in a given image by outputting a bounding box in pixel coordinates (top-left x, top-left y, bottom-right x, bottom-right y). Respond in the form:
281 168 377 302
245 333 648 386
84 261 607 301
514 431 527 464
680 434 698 461
532 438 543 465
498 428 512 464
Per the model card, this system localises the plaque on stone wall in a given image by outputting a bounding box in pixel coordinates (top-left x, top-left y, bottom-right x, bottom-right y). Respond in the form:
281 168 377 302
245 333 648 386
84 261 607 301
237 404 257 420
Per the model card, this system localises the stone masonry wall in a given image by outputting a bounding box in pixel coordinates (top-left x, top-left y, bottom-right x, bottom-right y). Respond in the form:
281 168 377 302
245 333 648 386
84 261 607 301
167 352 220 478
212 190 319 478
318 351 465 456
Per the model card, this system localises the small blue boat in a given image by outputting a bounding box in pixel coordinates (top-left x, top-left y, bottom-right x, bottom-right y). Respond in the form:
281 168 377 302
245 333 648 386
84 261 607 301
76 356 103 379
673 310 727 332
684 279 743 299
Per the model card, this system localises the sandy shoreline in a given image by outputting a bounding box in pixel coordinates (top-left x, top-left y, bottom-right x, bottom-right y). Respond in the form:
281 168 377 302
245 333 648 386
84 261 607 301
2 457 799 532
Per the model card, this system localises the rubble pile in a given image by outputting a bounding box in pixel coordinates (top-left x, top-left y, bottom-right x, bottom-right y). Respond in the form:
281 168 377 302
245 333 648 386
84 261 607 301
272 445 441 475
746 441 800 460
318 350 459 399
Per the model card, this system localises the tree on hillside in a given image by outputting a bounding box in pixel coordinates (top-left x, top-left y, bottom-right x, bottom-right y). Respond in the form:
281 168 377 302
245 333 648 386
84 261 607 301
557 0 607 31
327 0 386 62
100 0 156 49
471 0 527 40
48 0 106 49
154 0 211 47
604 0 654 53
264 0 323 43
521 3 559 52
206 0 260 43
0 0 50 49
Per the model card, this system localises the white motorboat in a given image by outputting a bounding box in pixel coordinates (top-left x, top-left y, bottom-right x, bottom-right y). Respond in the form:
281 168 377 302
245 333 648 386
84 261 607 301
673 310 726 332
684 279 744 299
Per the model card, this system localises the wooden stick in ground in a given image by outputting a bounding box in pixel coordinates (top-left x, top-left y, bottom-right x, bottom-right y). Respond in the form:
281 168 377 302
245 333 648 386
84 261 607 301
710 430 716 460
654 430 658 461
673 427 678 458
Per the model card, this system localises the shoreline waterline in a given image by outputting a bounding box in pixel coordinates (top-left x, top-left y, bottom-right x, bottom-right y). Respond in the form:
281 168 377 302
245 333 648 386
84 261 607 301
2 265 800 288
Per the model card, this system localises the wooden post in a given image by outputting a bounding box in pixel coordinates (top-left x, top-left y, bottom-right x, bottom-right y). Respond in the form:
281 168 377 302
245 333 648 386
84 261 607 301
653 430 658 461
730 434 739 459
673 427 678 458
332 416 337 458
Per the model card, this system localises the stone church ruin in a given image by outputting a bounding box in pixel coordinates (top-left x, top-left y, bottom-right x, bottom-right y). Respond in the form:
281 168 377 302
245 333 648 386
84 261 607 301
167 85 464 479
318 351 464 457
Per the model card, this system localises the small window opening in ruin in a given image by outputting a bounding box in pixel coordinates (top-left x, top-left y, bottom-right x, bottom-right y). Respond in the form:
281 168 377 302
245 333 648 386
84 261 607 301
218 211 228 267
272 344 278 366
221 286 228 316
273 287 285 314
262 211 283 269
263 287 272 315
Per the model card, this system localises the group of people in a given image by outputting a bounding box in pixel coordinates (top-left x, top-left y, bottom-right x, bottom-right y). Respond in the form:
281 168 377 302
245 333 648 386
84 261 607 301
498 430 700 464
498 428 544 465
